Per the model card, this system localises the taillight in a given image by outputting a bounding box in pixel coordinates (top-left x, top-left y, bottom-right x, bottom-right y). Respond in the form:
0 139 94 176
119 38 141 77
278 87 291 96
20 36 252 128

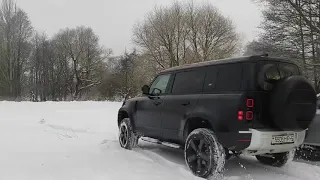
246 99 254 108
246 111 253 120
246 98 254 121
238 111 243 120
238 98 255 121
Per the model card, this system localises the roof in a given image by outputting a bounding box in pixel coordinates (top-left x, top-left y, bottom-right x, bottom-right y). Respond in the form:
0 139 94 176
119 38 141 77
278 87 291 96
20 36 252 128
160 55 294 73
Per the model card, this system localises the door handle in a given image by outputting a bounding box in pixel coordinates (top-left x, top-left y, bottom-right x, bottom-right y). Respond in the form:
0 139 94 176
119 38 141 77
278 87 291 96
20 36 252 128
154 101 161 106
149 96 160 100
181 101 190 106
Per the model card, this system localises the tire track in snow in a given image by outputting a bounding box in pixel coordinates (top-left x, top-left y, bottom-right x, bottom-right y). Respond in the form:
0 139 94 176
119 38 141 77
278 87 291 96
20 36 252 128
99 139 201 179
134 147 202 180
232 155 320 180
40 119 100 140
103 138 320 180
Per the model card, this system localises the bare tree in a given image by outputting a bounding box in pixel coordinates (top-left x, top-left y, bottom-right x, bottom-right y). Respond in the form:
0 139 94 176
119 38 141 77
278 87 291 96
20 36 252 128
53 26 111 99
252 0 320 91
133 2 189 69
28 33 58 101
133 1 241 69
0 0 116 101
186 3 240 61
0 0 32 100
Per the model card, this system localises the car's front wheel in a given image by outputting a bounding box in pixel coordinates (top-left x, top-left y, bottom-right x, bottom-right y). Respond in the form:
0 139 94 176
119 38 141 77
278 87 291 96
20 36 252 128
256 150 295 167
118 118 138 150
184 128 226 179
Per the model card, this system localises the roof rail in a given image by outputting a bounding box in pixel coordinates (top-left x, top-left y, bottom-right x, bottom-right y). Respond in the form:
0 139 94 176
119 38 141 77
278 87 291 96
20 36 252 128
259 53 268 57
250 53 268 58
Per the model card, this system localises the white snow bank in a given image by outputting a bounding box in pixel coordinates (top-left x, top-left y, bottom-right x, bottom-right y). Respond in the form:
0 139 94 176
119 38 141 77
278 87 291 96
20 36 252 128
0 101 319 180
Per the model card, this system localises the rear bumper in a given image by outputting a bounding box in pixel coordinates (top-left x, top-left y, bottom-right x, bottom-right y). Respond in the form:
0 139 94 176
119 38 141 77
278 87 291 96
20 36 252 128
217 132 252 151
241 129 306 155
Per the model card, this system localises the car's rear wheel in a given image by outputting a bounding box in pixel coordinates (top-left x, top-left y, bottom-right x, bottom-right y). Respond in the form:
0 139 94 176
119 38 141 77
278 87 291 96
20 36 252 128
119 118 138 150
184 128 225 179
256 150 295 167
296 145 320 161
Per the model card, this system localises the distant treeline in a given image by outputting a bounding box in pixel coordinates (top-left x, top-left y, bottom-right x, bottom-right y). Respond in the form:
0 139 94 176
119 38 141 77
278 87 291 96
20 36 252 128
0 0 245 101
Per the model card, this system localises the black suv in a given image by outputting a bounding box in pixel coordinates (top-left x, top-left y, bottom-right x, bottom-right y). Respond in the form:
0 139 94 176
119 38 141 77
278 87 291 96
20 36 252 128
117 55 316 178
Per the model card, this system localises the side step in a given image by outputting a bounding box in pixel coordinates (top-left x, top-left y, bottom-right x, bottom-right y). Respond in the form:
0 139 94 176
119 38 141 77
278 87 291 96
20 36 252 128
140 137 181 149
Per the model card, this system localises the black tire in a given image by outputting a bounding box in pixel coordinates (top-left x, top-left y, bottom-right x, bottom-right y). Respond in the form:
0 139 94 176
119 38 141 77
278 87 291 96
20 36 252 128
296 145 320 161
118 118 138 150
256 150 295 167
269 76 316 130
184 128 225 179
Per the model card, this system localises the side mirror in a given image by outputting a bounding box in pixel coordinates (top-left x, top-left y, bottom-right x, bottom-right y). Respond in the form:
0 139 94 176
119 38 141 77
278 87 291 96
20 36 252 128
141 85 150 95
151 88 162 96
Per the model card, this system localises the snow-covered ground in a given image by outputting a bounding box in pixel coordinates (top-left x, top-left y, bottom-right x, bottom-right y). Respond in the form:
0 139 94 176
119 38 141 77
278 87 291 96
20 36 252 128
0 101 319 180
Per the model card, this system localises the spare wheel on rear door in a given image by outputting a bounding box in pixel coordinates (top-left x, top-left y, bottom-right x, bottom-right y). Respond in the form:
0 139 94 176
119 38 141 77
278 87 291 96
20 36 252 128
269 75 317 130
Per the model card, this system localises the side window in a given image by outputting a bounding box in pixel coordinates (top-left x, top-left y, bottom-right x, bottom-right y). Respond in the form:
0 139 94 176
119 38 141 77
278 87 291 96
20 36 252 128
203 66 218 92
149 74 171 95
215 64 243 91
172 70 205 94
241 63 255 91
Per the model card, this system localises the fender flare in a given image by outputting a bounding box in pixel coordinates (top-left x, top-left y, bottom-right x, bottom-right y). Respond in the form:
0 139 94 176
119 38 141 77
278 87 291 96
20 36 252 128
118 101 138 130
178 112 217 144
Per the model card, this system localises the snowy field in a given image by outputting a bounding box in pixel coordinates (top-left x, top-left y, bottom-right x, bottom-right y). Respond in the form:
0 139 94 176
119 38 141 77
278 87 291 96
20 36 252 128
0 101 320 180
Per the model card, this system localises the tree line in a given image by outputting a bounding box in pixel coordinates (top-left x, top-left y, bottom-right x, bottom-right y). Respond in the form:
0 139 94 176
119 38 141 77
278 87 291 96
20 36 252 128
0 0 114 101
245 0 320 92
0 0 242 101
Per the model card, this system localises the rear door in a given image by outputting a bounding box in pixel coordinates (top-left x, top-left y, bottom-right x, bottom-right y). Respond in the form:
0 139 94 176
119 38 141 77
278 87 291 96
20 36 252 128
253 61 301 129
160 69 206 142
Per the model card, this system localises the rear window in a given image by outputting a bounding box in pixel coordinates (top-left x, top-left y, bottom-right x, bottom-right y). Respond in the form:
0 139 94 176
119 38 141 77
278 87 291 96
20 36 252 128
264 64 281 81
278 63 300 77
257 61 300 90
259 61 300 82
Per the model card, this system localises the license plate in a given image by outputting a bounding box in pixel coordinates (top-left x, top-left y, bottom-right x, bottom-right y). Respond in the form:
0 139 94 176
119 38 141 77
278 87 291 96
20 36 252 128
271 134 294 145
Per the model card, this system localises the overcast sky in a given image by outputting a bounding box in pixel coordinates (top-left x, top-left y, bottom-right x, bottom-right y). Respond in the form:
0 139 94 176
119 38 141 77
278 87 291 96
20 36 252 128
16 0 263 56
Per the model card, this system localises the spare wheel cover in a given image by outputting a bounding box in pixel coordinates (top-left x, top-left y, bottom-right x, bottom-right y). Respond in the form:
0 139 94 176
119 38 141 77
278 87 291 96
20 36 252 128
269 76 317 130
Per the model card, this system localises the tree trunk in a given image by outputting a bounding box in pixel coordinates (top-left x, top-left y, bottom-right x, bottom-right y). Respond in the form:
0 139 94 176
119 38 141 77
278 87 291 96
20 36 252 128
309 3 318 91
298 0 307 71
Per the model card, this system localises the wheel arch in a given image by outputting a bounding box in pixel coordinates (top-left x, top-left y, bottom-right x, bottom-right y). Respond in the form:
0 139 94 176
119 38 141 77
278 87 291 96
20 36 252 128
118 109 129 127
180 115 216 144
118 106 137 130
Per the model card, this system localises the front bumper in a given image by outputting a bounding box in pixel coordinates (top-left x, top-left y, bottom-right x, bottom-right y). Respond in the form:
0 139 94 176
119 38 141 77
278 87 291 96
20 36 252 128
241 129 306 155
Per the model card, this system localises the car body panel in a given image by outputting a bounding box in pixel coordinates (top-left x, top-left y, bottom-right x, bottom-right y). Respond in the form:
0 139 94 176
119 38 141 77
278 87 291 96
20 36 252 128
160 94 200 142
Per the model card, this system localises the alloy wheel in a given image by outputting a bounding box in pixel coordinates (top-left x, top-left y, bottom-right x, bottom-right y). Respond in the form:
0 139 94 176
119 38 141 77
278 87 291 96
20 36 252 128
119 123 129 147
186 136 211 176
